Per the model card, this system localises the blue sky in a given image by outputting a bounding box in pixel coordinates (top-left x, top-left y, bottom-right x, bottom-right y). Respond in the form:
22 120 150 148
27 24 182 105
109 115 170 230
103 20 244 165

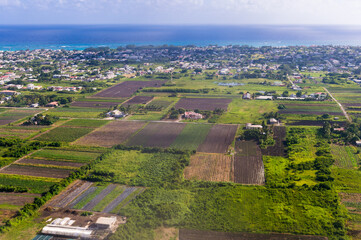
1 0 361 25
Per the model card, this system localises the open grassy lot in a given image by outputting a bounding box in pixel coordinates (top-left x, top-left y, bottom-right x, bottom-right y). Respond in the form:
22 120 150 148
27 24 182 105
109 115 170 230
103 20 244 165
89 150 189 187
61 119 110 128
170 124 212 151
218 99 278 124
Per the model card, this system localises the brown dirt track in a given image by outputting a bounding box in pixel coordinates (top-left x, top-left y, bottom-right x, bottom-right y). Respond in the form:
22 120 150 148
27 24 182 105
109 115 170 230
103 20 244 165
184 153 233 182
0 164 73 179
126 122 186 148
234 141 265 185
71 101 121 108
175 98 232 111
197 124 238 153
75 121 146 147
122 96 154 105
93 80 165 98
17 158 85 168
179 229 327 240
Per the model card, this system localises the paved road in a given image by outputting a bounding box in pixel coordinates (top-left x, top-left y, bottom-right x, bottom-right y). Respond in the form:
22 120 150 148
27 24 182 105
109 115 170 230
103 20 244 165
324 87 351 122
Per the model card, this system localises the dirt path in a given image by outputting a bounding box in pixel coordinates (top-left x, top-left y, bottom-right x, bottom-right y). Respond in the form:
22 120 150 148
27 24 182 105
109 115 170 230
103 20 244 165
324 87 351 122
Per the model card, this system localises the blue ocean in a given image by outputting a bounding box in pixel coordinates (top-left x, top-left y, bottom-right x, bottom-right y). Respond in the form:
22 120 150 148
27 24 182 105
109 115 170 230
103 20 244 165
1 25 361 50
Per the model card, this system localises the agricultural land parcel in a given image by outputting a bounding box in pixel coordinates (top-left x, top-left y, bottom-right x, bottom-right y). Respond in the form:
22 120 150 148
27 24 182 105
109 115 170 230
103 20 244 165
93 80 165 98
35 119 109 142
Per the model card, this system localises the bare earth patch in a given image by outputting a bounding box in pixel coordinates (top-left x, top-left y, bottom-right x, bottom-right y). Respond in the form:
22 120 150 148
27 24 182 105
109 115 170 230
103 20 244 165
184 153 233 182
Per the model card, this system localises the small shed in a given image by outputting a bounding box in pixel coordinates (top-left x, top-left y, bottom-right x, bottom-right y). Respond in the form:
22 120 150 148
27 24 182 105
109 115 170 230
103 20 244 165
95 217 117 229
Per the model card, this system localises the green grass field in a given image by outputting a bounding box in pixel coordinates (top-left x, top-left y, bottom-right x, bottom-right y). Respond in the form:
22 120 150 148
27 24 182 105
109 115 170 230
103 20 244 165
48 107 105 118
61 119 110 128
170 124 212 151
0 174 59 194
218 99 278 124
30 149 101 162
35 126 95 142
90 150 188 187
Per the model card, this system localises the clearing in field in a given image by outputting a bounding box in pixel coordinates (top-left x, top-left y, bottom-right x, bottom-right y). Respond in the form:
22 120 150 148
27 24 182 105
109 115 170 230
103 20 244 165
234 141 265 185
184 153 233 182
175 98 232 111
331 144 360 169
170 124 212 151
75 121 146 147
93 80 165 98
126 122 185 148
197 124 238 153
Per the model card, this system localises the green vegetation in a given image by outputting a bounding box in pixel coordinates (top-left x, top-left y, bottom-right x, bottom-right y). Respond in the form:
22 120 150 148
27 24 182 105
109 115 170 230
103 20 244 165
30 149 101 162
218 98 277 124
0 174 58 194
61 119 109 128
35 127 95 142
86 150 189 187
330 144 360 168
48 107 105 118
170 124 212 151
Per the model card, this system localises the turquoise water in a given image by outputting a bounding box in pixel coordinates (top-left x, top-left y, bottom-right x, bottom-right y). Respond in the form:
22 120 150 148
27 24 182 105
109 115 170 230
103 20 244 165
1 25 361 50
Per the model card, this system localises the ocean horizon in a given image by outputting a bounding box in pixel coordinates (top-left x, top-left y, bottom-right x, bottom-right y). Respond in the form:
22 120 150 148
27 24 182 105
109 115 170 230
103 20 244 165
2 24 361 51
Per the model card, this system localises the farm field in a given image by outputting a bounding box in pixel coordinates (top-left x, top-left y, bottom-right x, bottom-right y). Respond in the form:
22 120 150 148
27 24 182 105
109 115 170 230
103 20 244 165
0 108 42 125
184 153 233 182
126 122 185 148
261 126 286 156
47 106 105 118
0 164 73 178
71 100 121 108
234 141 265 185
197 124 238 153
93 80 165 98
170 123 212 151
175 97 232 111
0 125 46 139
46 180 143 213
30 148 103 162
146 98 175 110
287 120 348 127
0 174 59 194
75 120 146 147
17 158 85 168
217 99 278 124
331 144 360 169
35 119 109 142
122 96 153 105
